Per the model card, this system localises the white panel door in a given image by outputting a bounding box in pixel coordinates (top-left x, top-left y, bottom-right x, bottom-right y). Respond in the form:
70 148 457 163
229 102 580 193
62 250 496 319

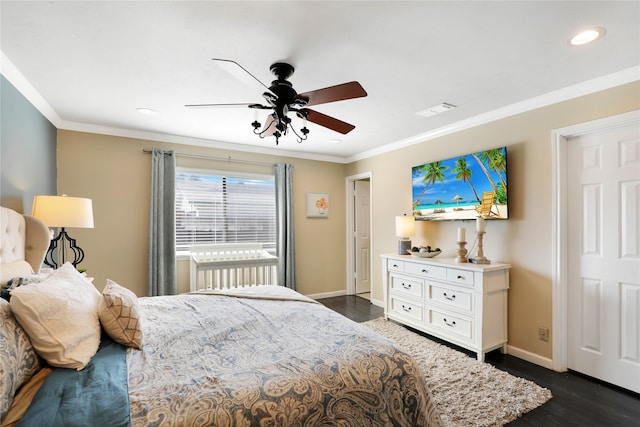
567 124 640 393
355 180 371 294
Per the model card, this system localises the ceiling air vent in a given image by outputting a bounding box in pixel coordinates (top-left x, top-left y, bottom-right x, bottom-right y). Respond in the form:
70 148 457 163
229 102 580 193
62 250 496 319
416 102 457 118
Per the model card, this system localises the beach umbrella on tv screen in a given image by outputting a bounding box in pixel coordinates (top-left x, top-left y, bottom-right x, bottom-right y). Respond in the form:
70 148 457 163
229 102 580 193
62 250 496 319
453 194 463 207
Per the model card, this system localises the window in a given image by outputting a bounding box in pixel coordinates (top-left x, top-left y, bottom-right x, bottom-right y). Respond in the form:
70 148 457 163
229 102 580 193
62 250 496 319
175 168 276 252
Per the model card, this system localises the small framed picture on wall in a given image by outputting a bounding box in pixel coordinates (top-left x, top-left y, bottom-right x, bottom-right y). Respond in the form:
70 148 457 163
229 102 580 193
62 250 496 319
306 192 329 218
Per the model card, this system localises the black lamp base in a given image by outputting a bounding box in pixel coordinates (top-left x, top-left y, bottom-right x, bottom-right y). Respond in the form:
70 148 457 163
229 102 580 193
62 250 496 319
43 227 85 269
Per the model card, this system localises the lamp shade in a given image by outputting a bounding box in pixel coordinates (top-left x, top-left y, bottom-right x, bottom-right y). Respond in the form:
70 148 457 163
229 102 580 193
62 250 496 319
395 215 415 238
32 195 94 228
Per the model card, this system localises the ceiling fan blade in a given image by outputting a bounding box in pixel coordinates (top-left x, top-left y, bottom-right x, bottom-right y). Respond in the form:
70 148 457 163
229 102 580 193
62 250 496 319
297 81 367 107
304 109 356 134
212 58 273 94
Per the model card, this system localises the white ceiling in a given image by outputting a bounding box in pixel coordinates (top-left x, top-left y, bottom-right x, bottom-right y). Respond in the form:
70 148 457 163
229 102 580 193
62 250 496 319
2 1 639 162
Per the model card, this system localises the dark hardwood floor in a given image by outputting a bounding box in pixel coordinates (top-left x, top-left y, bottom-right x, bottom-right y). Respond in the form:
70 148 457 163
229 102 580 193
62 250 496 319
318 295 640 427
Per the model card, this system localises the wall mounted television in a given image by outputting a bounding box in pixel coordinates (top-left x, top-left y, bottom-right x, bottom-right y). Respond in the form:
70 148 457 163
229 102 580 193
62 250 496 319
412 146 508 221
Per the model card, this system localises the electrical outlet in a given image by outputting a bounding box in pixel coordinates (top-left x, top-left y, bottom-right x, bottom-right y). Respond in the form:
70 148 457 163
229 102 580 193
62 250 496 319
538 327 549 342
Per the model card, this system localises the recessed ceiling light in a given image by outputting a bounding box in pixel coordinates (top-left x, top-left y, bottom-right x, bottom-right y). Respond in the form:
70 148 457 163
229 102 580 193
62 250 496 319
569 27 606 46
136 107 157 115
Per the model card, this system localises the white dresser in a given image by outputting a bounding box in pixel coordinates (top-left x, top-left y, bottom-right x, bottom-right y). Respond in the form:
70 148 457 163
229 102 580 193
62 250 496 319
381 254 510 361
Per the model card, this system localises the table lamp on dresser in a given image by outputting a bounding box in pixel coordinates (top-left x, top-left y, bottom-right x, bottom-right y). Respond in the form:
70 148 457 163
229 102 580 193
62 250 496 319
395 214 415 255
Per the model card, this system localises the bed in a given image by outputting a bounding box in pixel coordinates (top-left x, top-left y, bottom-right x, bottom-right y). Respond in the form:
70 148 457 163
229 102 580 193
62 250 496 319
0 206 441 426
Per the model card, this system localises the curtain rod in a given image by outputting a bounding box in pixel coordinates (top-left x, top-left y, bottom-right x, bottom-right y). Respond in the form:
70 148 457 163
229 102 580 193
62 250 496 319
142 148 274 167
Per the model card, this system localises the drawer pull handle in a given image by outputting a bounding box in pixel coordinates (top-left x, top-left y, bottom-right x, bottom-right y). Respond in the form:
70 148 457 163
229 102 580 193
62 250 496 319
457 275 465 280
443 318 456 327
443 292 456 301
402 283 412 289
393 264 399 268
402 305 412 312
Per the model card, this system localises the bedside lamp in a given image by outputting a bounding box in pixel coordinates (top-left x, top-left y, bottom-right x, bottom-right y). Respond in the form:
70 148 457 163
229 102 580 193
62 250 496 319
31 195 94 269
395 214 415 255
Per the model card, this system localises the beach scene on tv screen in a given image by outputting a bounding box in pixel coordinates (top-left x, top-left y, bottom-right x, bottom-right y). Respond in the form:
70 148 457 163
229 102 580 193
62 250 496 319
412 147 508 220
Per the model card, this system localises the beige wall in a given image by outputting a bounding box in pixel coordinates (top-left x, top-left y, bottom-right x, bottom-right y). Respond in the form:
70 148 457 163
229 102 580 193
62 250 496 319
346 81 640 360
57 81 638 362
57 131 346 297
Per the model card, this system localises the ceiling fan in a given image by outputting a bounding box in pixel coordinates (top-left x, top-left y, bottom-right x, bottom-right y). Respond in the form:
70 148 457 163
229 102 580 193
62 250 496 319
186 59 367 145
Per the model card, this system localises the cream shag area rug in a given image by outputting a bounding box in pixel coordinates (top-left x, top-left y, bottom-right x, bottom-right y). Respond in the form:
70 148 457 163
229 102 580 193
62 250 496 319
363 318 552 426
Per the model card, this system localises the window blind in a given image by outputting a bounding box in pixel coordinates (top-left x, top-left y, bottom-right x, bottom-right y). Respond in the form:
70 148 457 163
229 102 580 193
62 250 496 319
175 169 276 251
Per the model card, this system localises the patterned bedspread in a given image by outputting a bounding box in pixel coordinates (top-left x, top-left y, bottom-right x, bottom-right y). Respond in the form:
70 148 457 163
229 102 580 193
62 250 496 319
127 287 441 426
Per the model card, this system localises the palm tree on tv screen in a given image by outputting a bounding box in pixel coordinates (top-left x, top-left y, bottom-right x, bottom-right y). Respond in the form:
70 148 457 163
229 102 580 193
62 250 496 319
452 156 481 202
478 148 507 203
412 161 448 209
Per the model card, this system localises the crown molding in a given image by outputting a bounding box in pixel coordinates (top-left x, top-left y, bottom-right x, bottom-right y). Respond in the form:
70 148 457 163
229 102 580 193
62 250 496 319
346 65 640 163
1 51 62 125
0 50 347 164
58 119 348 164
3 46 637 165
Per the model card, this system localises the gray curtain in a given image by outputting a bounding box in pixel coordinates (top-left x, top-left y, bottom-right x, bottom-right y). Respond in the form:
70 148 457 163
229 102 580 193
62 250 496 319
274 163 296 290
147 148 176 296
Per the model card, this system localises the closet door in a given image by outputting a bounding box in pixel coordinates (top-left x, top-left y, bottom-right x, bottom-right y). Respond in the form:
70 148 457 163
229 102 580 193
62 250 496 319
567 123 640 393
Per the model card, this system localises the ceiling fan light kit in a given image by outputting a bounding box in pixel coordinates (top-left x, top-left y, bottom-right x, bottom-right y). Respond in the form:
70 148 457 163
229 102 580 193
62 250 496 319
187 59 367 145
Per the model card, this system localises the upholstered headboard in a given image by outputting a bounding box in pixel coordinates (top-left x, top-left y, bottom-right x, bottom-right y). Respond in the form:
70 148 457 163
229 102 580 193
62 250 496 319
0 207 51 283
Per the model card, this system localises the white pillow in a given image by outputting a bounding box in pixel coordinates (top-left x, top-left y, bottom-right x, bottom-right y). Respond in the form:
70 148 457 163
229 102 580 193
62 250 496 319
99 279 143 349
9 263 102 370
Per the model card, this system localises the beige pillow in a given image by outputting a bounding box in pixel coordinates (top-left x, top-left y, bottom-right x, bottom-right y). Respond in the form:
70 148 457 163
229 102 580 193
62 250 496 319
9 263 102 370
99 279 143 349
0 260 34 286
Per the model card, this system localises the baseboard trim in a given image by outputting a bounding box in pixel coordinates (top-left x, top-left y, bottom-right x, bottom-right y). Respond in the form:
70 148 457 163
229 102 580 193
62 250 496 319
307 290 348 300
507 345 555 371
370 297 384 308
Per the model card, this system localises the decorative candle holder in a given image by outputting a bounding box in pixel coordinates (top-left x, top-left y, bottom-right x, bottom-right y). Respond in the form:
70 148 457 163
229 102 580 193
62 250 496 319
455 241 468 263
475 231 491 264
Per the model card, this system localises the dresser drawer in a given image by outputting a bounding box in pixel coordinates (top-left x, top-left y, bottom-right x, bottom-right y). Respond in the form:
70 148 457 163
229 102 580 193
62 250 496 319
390 274 424 299
405 261 447 280
429 283 473 313
446 268 475 287
428 308 473 343
387 259 405 273
390 297 424 323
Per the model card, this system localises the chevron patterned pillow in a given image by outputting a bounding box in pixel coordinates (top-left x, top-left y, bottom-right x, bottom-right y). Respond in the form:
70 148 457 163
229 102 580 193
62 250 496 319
99 279 143 349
